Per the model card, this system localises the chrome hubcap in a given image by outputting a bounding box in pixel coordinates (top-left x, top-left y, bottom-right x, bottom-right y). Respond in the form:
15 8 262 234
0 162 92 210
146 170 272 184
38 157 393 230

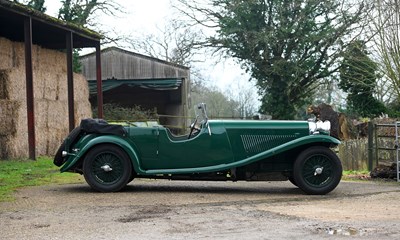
314 167 324 176
100 164 113 172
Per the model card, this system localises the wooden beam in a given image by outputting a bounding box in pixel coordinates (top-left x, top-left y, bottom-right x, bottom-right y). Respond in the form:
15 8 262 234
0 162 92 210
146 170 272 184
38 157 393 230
96 42 103 118
66 32 74 131
24 16 35 160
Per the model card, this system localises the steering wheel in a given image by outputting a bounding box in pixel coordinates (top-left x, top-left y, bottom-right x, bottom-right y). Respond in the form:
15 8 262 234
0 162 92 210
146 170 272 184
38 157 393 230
188 116 199 139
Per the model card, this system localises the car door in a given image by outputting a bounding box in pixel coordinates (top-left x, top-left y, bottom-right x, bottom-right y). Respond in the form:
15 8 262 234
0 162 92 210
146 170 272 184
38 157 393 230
128 127 159 170
149 124 234 170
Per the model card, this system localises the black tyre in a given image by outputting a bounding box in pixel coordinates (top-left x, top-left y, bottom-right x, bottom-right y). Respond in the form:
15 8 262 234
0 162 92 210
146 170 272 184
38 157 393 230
127 172 136 184
293 146 342 195
288 176 297 186
83 144 132 192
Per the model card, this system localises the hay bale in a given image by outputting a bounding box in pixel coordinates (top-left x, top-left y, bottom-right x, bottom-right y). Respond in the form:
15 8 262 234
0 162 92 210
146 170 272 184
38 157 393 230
42 71 57 100
35 99 49 156
0 70 9 99
32 44 40 72
0 37 13 70
74 100 92 126
7 68 26 101
73 73 92 125
2 129 29 159
10 99 29 158
10 40 25 69
47 100 69 129
33 70 45 99
0 79 30 158
38 46 66 70
0 135 15 159
38 47 66 101
0 136 8 158
47 128 67 156
0 100 20 135
35 131 47 156
34 99 48 128
74 73 90 100
0 37 92 159
54 73 67 101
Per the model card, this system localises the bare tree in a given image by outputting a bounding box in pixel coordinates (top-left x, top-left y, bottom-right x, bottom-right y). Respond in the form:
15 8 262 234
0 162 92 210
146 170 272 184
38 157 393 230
368 0 400 105
224 77 259 119
190 84 235 118
57 0 126 45
58 0 121 27
130 21 201 65
128 18 208 85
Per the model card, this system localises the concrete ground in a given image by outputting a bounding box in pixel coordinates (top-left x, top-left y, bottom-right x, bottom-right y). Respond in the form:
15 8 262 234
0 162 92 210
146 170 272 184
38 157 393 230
1 179 399 239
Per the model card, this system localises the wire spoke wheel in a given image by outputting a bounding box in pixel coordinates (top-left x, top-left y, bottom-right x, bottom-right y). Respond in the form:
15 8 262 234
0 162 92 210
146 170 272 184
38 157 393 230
293 146 342 195
83 144 132 192
91 152 124 185
302 154 333 187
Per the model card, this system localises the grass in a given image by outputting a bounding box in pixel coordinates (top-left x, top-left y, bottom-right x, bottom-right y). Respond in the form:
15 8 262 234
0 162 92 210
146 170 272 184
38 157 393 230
342 170 371 181
343 170 370 175
0 157 83 202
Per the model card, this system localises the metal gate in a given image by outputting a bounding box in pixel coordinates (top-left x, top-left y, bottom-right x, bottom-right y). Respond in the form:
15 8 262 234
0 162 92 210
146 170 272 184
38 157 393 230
372 122 399 181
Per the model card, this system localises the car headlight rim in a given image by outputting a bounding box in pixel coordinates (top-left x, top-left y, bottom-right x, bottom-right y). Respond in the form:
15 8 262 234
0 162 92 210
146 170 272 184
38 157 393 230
309 120 331 135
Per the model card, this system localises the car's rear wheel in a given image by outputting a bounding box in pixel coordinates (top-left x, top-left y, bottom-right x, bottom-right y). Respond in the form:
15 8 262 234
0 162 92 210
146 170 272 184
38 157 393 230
83 144 132 192
293 146 342 195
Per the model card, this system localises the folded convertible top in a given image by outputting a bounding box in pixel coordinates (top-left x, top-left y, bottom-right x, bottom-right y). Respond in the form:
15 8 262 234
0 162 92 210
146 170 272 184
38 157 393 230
80 118 127 137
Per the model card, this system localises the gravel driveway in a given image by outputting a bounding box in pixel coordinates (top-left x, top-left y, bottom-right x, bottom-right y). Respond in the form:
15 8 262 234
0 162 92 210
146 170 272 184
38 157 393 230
1 179 399 239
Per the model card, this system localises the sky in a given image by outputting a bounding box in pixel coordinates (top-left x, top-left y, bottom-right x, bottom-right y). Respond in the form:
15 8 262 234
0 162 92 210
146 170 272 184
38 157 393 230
44 0 259 103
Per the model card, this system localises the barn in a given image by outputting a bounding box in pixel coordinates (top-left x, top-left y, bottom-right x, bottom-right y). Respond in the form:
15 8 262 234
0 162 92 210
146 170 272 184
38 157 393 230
79 47 191 132
0 0 102 159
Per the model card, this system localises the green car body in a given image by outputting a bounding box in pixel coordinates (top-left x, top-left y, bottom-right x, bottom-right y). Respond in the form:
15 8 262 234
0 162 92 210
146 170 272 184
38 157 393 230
54 104 342 195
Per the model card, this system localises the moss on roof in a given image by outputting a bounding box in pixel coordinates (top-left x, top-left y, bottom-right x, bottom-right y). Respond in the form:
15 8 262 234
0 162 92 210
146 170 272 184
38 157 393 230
0 0 102 39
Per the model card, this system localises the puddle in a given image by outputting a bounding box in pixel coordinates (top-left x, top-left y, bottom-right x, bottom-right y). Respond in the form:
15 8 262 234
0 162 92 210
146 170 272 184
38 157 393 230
326 227 359 236
316 226 369 236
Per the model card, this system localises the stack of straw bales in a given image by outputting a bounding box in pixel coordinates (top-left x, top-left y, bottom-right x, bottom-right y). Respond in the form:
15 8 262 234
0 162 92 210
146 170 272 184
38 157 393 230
0 37 92 159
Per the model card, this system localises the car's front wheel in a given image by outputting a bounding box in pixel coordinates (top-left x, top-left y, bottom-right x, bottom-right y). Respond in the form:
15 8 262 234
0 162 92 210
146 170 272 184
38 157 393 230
293 146 342 195
83 144 132 192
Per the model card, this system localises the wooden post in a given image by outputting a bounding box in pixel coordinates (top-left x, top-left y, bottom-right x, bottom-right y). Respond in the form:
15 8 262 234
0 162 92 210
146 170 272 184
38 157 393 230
24 17 35 160
66 32 74 132
374 122 379 169
368 121 374 171
95 42 103 118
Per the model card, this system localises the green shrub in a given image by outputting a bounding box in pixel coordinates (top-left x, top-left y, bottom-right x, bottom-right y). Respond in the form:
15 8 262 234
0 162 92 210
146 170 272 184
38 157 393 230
93 103 158 122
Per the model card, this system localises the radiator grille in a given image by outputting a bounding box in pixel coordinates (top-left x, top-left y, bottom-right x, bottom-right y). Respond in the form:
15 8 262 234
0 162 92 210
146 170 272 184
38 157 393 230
240 134 296 153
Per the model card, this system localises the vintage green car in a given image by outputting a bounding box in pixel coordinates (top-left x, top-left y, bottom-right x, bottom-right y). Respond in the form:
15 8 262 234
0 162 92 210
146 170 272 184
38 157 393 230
54 103 342 195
